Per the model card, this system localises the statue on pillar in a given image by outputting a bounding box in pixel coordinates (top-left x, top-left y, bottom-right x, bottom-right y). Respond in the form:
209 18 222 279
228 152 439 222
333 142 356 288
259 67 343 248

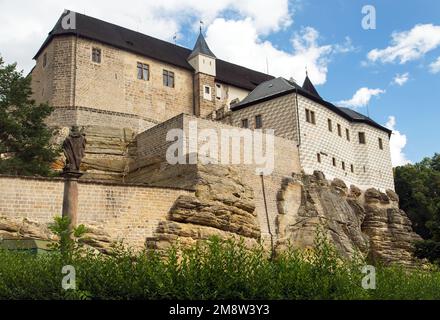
62 126 86 174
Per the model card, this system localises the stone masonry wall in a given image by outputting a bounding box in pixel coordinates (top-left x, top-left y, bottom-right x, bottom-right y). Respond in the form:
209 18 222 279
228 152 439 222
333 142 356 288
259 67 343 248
0 176 193 249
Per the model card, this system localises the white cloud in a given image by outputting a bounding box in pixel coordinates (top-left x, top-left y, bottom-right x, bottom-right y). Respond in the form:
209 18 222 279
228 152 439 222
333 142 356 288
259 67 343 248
207 20 353 85
385 116 411 167
0 0 292 73
367 24 440 64
0 0 351 85
338 87 385 108
392 72 410 86
430 57 440 74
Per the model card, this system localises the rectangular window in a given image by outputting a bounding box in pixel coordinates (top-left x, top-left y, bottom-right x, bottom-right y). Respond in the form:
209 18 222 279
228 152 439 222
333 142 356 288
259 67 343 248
242 119 249 129
359 132 366 144
305 109 316 124
328 119 332 132
255 115 263 129
137 63 150 80
92 48 102 63
43 53 47 68
163 70 175 88
351 164 354 173
378 138 384 150
332 157 337 167
337 124 342 137
317 153 321 163
346 129 350 141
203 85 212 100
342 161 346 171
216 84 222 100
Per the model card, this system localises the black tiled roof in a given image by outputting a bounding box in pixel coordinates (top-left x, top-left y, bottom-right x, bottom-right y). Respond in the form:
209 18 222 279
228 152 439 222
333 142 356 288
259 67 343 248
232 77 392 135
302 74 322 99
188 33 216 60
34 11 273 91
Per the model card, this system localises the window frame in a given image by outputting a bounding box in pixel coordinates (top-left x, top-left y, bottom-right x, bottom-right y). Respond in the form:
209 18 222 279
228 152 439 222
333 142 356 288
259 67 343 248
242 119 249 129
163 69 175 88
359 132 366 145
305 109 316 125
378 138 384 150
328 119 333 132
255 115 263 129
337 124 342 137
92 47 102 64
317 153 322 163
346 129 350 141
137 62 150 81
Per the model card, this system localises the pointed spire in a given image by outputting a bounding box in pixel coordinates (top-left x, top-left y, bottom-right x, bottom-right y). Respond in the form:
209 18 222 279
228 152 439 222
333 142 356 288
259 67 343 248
302 72 321 99
188 28 216 61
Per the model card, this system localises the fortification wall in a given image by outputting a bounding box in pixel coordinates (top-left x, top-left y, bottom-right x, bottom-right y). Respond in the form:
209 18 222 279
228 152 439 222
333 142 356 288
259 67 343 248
0 176 193 249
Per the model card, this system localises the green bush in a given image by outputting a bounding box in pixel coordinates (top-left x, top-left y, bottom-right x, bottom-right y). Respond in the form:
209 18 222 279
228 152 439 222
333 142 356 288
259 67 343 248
0 235 439 300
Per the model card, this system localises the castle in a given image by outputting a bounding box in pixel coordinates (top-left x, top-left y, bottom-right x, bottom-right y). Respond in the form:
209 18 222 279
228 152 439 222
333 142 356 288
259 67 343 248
1 11 417 263
30 11 394 192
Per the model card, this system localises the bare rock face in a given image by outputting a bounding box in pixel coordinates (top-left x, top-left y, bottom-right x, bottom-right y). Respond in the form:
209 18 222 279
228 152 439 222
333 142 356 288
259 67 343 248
276 172 369 258
275 171 421 266
52 126 136 182
146 163 261 251
362 188 422 266
0 217 113 253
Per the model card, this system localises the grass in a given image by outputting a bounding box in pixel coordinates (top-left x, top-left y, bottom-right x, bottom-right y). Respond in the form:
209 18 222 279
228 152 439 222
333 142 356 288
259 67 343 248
0 236 439 300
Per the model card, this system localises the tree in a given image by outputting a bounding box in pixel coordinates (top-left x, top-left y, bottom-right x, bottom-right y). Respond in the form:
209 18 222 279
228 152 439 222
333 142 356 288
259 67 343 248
0 55 58 176
395 153 440 263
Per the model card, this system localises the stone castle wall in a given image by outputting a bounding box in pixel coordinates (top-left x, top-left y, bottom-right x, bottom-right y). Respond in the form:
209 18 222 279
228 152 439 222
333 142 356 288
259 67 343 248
0 175 193 249
131 114 301 244
229 93 394 191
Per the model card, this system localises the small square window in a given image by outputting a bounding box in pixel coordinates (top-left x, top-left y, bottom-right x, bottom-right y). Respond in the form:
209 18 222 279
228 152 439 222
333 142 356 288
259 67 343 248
255 115 263 129
242 119 249 129
92 48 102 64
359 132 366 145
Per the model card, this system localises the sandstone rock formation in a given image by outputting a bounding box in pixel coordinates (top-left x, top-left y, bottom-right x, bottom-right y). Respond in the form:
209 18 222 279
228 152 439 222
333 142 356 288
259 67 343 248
0 217 113 254
146 163 261 251
275 171 421 266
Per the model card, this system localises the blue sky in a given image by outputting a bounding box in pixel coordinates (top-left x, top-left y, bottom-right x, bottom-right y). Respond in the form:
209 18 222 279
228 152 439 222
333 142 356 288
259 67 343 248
1 0 439 164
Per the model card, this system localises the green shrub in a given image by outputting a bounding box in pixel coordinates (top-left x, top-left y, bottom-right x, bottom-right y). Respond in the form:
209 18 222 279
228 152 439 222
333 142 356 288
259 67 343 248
0 235 439 300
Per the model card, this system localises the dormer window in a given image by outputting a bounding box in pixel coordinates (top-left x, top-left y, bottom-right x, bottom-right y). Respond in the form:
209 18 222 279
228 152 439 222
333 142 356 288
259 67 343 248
92 48 102 64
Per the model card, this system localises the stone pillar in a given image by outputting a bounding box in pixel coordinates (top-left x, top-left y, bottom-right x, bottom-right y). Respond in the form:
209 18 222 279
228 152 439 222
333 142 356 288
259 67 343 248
62 172 82 231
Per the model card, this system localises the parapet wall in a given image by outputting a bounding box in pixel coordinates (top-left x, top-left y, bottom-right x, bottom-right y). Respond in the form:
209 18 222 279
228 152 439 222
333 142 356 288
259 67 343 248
0 175 193 249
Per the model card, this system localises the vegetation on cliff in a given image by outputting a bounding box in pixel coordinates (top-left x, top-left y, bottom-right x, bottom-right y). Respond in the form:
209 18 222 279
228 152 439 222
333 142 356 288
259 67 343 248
395 153 440 264
0 55 58 176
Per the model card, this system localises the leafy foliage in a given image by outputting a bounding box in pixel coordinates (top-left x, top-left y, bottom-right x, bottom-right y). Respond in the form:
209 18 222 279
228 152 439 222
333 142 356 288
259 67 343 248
0 55 58 176
0 234 440 300
395 153 440 263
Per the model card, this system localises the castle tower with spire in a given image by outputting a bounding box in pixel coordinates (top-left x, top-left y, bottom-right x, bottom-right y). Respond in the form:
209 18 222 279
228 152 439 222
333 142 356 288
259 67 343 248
188 30 218 118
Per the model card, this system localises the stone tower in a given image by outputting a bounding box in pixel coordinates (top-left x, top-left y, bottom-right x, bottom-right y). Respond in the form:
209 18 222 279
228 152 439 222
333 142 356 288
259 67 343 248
188 31 217 118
